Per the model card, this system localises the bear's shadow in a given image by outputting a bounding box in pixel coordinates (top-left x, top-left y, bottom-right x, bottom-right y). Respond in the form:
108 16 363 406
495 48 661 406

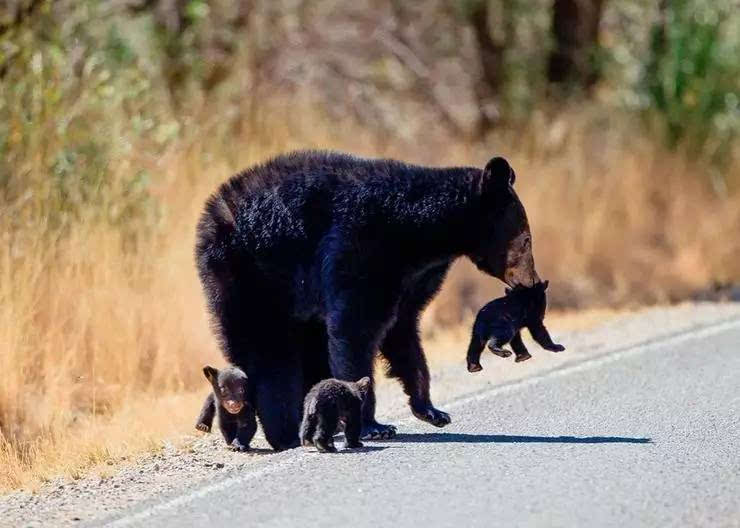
390 433 652 444
306 444 392 454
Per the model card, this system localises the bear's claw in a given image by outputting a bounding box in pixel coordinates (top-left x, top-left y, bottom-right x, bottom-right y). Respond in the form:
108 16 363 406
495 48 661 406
413 406 451 428
195 423 211 433
229 439 250 452
361 422 397 440
489 346 512 358
315 439 337 453
467 362 483 373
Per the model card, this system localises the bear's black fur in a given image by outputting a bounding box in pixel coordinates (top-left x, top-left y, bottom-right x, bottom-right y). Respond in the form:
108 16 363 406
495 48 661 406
195 150 539 450
466 281 565 372
196 365 257 451
299 377 371 452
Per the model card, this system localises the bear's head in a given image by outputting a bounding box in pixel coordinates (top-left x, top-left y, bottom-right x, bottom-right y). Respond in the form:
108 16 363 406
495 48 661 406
505 280 549 323
468 157 539 287
204 365 249 415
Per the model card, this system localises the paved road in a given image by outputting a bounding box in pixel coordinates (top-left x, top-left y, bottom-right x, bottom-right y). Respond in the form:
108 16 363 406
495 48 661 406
100 317 740 528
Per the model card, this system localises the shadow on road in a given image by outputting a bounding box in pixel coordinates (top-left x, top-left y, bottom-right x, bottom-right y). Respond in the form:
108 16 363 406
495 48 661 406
392 433 652 444
305 445 392 454
241 447 275 454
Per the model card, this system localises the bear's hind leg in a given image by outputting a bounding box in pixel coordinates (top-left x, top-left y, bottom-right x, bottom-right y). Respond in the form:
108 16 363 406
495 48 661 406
510 331 532 362
217 410 238 447
300 413 318 447
313 411 339 453
486 338 513 358
343 401 363 449
466 335 486 372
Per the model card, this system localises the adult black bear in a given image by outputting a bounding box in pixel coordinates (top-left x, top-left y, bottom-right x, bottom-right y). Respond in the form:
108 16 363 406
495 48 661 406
196 151 539 450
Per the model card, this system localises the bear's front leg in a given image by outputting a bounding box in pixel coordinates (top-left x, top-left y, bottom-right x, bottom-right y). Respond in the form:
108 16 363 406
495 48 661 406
231 408 258 452
528 323 565 352
217 410 238 447
381 312 451 429
326 293 398 440
195 392 216 432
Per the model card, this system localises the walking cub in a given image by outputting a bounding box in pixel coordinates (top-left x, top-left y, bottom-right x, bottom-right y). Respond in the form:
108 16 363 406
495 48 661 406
196 365 257 451
300 377 371 453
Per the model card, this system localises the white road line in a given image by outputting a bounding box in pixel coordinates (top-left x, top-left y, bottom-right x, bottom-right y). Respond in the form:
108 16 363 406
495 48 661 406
102 316 740 527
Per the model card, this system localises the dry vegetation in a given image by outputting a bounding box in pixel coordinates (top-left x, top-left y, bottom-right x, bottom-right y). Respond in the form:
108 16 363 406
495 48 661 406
2 104 738 490
1 0 739 492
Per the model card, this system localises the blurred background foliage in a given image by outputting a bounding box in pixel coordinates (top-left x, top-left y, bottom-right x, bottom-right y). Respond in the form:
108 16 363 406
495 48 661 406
1 0 738 232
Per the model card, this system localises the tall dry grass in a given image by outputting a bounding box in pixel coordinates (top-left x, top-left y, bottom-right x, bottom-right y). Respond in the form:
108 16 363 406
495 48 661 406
1 105 739 490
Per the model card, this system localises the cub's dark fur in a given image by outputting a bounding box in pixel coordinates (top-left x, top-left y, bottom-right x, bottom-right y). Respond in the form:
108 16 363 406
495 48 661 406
196 365 257 451
300 377 371 453
466 281 565 372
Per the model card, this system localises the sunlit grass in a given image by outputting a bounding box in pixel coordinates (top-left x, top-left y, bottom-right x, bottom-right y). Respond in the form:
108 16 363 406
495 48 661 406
1 105 739 491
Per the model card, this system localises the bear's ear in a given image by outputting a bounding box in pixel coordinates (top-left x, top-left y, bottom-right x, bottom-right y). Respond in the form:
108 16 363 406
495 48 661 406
203 365 218 383
542 280 549 290
481 156 516 192
355 376 371 393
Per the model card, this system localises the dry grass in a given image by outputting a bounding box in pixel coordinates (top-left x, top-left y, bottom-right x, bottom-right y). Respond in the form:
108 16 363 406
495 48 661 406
1 106 739 491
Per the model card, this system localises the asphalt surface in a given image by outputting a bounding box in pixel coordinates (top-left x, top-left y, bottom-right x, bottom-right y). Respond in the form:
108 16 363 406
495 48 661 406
98 316 740 528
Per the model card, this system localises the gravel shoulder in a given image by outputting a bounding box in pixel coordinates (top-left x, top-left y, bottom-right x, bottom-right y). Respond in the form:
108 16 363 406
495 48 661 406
2 302 739 527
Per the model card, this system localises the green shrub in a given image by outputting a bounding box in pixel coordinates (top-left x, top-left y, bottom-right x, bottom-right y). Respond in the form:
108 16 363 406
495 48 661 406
643 0 739 163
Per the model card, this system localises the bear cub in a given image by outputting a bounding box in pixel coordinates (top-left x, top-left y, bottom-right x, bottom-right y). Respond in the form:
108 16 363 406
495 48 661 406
466 280 565 372
300 377 371 453
195 365 257 452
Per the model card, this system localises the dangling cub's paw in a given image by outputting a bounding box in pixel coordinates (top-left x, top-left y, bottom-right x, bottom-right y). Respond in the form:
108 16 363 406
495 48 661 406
489 346 512 358
467 362 483 372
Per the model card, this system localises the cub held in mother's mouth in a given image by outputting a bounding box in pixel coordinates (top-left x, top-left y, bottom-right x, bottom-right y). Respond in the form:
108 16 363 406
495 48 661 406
196 365 257 451
466 280 565 372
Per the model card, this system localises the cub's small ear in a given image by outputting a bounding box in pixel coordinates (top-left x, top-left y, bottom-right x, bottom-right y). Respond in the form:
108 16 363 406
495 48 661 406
356 376 371 393
203 366 218 383
542 280 549 290
482 156 516 191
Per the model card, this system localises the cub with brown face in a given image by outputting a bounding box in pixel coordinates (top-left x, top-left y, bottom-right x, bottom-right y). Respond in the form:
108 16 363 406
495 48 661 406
466 281 565 372
300 377 371 453
195 365 257 451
